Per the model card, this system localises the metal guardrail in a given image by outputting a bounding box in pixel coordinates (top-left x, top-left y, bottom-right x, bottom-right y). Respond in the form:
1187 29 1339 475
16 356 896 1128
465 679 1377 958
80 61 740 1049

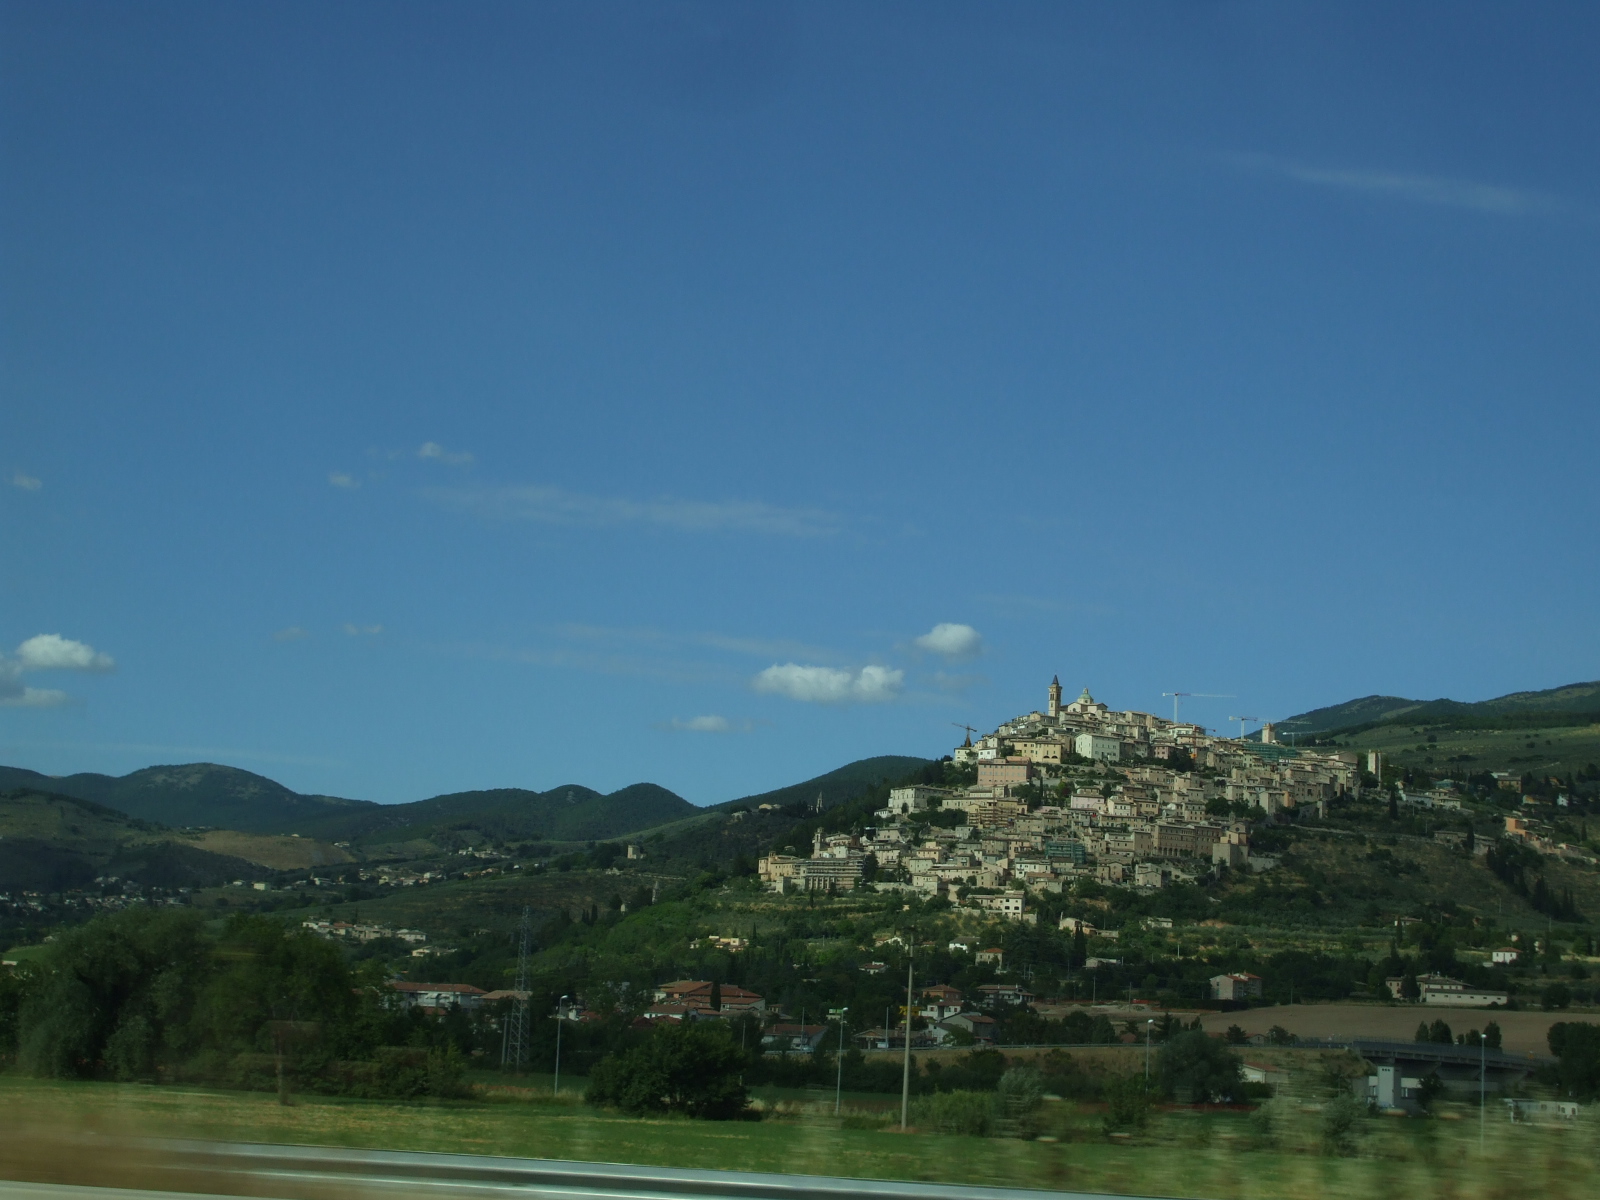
48 1140 1175 1200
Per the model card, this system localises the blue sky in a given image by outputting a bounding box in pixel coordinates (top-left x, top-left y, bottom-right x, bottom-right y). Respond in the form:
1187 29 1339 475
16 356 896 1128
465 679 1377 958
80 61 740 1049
3 2 1598 805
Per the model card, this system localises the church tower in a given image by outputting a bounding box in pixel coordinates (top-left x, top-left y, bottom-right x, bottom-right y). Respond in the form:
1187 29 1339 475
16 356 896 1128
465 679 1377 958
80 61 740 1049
1047 675 1062 718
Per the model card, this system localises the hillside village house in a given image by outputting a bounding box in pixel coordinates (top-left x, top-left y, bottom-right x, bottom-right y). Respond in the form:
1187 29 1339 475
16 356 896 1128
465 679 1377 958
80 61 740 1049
650 980 767 1016
390 981 487 1011
1209 972 1264 1001
919 984 966 1021
1382 973 1509 1006
976 982 1034 1007
762 1023 829 1053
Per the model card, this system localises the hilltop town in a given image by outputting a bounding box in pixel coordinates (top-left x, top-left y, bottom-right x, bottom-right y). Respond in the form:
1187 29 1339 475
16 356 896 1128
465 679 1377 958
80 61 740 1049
760 678 1361 909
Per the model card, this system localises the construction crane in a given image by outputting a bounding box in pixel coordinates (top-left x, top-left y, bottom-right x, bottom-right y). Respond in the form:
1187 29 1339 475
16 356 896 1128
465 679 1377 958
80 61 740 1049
1161 692 1234 725
950 722 977 745
1228 716 1261 741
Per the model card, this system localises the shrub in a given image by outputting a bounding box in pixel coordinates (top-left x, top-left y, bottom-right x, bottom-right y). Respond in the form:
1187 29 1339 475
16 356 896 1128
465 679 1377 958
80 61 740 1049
1102 1073 1153 1133
910 1089 995 1136
586 1021 749 1119
1157 1030 1246 1103
995 1066 1044 1138
1321 1093 1366 1155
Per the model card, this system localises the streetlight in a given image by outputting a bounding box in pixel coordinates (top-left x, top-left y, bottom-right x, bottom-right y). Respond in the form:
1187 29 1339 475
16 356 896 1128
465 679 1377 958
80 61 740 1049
1479 1028 1486 1152
553 994 570 1096
1145 1018 1154 1083
831 1007 849 1115
900 937 915 1131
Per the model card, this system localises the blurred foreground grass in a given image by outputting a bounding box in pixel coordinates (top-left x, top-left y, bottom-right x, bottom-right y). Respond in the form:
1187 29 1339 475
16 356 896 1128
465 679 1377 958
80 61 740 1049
0 1076 1595 1200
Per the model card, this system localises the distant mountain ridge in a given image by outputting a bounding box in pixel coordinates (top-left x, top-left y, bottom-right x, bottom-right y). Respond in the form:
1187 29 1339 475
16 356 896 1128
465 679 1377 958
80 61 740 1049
1282 680 1600 735
0 762 699 845
0 755 936 856
0 763 374 835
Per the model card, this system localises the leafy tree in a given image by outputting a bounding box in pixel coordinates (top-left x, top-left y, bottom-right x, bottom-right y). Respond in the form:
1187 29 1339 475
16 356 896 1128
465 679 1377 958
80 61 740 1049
19 907 210 1079
1547 1022 1600 1101
1224 1024 1248 1045
1415 1022 1431 1043
1428 1019 1453 1044
197 915 362 1057
586 1021 749 1119
1484 1020 1502 1050
1157 1030 1245 1103
1541 981 1572 1011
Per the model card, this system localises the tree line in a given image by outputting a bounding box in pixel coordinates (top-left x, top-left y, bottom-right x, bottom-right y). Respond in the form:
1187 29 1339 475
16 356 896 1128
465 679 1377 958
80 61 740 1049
0 907 470 1097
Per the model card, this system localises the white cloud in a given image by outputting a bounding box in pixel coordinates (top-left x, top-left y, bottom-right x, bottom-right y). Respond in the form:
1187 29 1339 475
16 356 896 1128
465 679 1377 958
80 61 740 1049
429 484 838 537
16 634 115 672
753 662 904 704
913 622 983 659
273 626 309 642
343 623 383 637
328 472 360 489
419 441 475 467
12 472 42 491
1229 153 1573 218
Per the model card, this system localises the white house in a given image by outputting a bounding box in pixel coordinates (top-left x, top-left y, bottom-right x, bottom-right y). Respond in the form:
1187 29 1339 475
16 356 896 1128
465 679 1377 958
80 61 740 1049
1209 972 1263 1001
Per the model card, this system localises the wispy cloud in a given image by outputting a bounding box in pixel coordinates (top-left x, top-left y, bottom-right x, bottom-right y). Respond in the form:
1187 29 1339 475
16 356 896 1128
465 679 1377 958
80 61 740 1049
273 626 309 642
328 472 361 489
1228 152 1574 218
418 441 474 467
753 663 903 704
12 472 42 491
556 623 838 664
428 483 839 537
0 682 70 708
455 639 736 687
913 622 983 659
343 623 383 637
0 740 347 769
657 714 758 734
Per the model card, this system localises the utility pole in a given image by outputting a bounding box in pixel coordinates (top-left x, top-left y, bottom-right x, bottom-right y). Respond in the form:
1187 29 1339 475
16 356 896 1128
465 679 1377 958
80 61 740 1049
900 942 914 1130
501 907 532 1070
553 993 570 1095
1145 1018 1154 1083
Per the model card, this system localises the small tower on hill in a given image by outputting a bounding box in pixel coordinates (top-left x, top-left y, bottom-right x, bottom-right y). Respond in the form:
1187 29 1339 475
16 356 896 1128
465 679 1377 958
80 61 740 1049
1047 675 1062 718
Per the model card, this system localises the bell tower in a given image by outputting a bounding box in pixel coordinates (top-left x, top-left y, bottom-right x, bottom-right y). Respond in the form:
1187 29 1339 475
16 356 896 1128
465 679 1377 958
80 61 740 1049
1047 675 1062 718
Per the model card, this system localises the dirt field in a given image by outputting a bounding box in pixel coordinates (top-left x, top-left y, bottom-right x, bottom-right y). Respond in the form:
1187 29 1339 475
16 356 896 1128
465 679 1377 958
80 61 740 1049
182 830 353 870
1195 1001 1585 1055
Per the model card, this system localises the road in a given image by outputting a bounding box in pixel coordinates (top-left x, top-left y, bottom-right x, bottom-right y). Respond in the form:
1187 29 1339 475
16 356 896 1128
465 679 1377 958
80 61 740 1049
0 1141 1168 1200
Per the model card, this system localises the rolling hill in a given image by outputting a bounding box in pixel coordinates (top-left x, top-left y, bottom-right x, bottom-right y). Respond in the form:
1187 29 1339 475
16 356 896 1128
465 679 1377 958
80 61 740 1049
0 756 934 855
291 781 699 847
0 788 272 891
709 755 933 813
1282 680 1600 736
0 763 374 834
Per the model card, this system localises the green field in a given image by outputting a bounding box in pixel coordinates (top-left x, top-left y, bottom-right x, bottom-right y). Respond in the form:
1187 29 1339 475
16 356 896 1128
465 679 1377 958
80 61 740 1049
1340 721 1600 782
1 1074 1595 1200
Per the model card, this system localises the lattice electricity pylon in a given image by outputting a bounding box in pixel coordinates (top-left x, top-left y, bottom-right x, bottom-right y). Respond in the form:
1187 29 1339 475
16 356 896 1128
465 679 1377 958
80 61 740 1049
500 906 532 1069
